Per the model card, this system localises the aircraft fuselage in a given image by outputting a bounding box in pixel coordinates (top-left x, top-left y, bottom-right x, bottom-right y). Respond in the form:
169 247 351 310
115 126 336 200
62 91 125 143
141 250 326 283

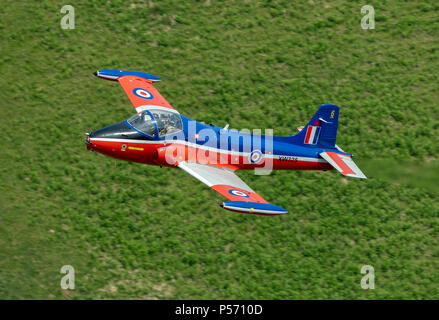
86 115 333 172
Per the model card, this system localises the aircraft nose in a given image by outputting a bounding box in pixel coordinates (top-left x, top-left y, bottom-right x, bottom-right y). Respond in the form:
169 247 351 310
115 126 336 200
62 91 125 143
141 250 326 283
85 128 109 152
88 121 131 139
85 128 107 151
85 121 139 152
85 133 92 150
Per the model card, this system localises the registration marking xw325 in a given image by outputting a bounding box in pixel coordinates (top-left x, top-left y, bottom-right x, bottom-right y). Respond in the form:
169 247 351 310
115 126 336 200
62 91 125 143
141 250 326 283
279 156 299 162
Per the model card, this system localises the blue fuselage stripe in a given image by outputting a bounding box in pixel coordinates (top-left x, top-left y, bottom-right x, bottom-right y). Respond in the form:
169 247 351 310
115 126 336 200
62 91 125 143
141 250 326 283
153 116 337 158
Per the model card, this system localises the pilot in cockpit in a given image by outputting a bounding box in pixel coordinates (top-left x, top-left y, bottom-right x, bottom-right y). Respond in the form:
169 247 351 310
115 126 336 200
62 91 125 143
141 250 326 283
153 112 181 136
128 109 182 138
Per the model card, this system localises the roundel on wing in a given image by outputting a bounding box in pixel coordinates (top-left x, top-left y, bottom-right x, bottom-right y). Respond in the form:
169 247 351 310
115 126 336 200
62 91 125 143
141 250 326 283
228 189 250 198
249 150 263 164
133 88 154 99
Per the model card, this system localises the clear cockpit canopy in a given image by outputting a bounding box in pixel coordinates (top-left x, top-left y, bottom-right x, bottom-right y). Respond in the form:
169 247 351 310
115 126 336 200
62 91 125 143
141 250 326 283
127 108 182 139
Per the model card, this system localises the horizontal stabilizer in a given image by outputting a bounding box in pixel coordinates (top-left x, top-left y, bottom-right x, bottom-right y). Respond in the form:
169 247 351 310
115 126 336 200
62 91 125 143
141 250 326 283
221 201 288 215
320 152 367 179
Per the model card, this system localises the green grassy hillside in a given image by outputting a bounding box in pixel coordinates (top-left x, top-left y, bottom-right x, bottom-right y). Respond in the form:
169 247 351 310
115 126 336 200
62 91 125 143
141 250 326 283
0 0 438 299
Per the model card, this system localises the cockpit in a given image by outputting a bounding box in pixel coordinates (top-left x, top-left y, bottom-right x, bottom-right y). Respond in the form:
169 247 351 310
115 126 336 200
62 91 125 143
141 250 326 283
127 108 183 139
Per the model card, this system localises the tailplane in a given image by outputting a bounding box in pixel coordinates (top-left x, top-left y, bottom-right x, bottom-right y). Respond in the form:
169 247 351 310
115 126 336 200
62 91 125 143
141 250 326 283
320 151 367 179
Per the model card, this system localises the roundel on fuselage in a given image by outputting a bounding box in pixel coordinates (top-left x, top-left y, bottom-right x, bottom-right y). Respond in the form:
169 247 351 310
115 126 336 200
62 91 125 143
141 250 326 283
249 150 263 164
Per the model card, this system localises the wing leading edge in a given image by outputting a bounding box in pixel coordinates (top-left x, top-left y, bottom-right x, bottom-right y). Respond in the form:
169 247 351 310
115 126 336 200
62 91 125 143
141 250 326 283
178 162 288 215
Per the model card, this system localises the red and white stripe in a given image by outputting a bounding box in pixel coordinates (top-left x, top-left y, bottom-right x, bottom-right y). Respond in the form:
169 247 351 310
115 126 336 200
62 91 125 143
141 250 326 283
319 152 367 179
304 126 319 144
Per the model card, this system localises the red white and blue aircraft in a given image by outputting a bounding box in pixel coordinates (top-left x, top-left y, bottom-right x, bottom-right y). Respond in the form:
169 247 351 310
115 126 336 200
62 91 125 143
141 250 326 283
86 70 366 216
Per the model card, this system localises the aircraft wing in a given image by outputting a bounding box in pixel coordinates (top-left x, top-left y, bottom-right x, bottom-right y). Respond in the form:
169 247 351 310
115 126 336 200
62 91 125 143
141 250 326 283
94 70 174 112
178 162 288 215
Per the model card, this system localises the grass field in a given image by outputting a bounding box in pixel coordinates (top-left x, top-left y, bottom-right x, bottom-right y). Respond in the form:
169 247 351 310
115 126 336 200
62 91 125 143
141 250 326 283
0 0 438 299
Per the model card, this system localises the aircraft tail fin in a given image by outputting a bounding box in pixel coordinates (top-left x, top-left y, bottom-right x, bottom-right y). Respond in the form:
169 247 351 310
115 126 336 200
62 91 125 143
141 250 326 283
289 105 366 179
288 104 339 148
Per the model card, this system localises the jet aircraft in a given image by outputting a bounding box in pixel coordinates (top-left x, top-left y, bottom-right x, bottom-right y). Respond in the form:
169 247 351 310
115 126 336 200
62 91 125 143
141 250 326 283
86 70 366 215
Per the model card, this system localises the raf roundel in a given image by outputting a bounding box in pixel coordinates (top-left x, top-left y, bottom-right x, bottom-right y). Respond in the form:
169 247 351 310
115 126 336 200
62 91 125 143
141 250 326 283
228 189 250 198
133 88 154 99
249 150 263 164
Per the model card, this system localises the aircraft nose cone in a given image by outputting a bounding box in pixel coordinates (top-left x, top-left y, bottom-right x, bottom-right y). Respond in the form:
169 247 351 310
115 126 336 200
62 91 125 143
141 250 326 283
85 121 136 153
85 133 92 150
